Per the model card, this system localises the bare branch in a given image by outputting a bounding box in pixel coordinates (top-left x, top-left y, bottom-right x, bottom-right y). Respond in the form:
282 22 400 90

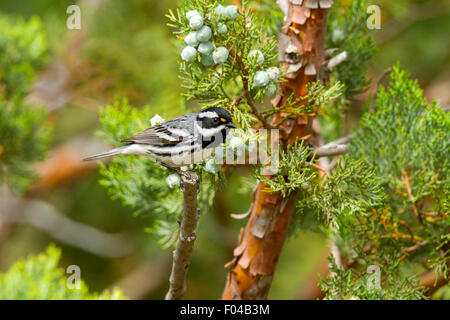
314 142 349 157
327 51 348 70
312 134 354 158
165 171 199 300
0 187 133 258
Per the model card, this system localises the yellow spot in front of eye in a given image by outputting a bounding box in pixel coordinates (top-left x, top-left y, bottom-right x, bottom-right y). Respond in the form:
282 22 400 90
220 118 227 122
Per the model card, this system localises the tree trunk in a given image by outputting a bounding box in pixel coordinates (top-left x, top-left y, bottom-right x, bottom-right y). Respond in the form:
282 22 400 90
222 2 330 300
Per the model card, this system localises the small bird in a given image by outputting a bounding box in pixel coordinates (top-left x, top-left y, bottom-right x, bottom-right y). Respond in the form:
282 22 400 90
83 107 237 171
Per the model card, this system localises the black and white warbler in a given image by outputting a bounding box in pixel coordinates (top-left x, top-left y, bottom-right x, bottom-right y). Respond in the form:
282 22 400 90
83 107 237 171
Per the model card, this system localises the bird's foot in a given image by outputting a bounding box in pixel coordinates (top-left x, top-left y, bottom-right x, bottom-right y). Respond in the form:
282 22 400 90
159 162 182 175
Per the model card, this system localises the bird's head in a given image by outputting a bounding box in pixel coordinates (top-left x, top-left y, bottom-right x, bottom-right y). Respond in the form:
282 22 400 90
196 107 237 131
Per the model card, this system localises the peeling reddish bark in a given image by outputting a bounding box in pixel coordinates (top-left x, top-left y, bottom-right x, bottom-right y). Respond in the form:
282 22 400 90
222 3 329 300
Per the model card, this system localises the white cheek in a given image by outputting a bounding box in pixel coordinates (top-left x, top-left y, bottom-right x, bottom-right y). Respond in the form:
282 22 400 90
195 123 225 137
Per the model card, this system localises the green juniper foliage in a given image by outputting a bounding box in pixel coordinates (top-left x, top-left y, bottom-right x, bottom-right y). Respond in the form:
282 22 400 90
0 14 52 191
0 98 51 191
262 81 344 121
94 0 449 299
0 15 50 191
258 148 385 231
255 140 317 198
0 245 125 300
0 15 48 98
311 157 385 230
167 0 279 131
319 255 426 300
320 0 377 142
318 65 449 300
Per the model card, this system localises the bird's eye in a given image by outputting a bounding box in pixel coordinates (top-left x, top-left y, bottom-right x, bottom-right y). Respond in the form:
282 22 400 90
214 118 219 123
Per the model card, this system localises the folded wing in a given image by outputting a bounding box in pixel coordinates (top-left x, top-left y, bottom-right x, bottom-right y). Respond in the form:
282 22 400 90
121 125 189 145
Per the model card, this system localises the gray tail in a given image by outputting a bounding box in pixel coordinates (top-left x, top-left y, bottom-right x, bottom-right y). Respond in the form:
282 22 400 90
82 145 129 161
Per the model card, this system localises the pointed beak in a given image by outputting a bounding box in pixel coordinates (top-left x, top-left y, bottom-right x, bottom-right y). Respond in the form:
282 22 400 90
226 122 237 129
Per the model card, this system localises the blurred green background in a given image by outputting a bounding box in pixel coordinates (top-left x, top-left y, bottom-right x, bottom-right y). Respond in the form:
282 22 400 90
0 0 448 299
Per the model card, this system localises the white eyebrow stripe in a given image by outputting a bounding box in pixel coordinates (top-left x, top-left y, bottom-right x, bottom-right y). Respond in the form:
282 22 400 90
198 111 218 118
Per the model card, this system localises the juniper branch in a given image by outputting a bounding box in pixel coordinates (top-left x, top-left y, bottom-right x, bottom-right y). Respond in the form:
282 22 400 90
228 46 281 132
244 90 277 130
165 171 199 300
230 90 246 107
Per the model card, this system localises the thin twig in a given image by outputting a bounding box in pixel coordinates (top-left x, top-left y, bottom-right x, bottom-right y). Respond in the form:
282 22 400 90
228 44 238 73
404 169 424 225
229 90 246 108
311 163 330 176
165 171 199 300
228 46 282 132
244 90 277 130
403 240 431 253
397 219 416 242
397 240 431 260
369 67 393 113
